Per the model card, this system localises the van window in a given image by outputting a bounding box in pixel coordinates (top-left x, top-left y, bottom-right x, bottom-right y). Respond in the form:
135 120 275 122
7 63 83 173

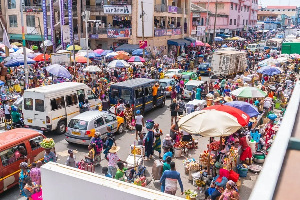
77 89 85 103
35 99 44 112
50 99 58 110
29 136 44 150
120 89 131 101
185 85 195 91
24 98 33 110
0 143 27 167
111 88 119 99
56 97 65 109
105 115 116 123
94 117 104 128
135 88 144 98
66 94 78 106
87 90 97 100
68 119 88 130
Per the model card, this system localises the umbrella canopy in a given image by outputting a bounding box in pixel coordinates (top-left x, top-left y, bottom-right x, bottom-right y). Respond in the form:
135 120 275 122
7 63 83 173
40 40 53 48
222 44 228 48
116 51 130 55
205 43 210 47
196 40 204 46
67 45 82 51
16 48 34 54
4 56 36 67
46 64 71 78
214 37 223 42
178 110 242 137
224 101 260 118
33 54 50 62
108 60 130 68
56 50 70 53
132 49 149 56
114 53 130 60
94 49 104 54
105 52 118 58
83 65 101 73
11 42 22 47
127 56 145 63
130 62 144 66
231 87 267 98
203 105 250 126
74 56 91 63
27 53 38 59
100 50 113 56
257 66 282 76
0 80 4 86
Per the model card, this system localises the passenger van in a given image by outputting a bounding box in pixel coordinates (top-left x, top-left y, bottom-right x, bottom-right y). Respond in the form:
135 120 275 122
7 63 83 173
182 80 204 100
23 82 101 134
109 78 165 114
247 43 260 52
0 128 46 193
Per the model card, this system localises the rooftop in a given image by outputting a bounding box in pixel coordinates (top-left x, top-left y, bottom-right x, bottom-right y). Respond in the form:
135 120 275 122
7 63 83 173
71 111 111 121
191 3 210 13
257 11 279 16
111 78 157 88
266 6 297 9
25 82 88 94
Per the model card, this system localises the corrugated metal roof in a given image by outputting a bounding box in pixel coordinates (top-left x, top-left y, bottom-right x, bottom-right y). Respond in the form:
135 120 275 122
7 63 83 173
111 78 157 88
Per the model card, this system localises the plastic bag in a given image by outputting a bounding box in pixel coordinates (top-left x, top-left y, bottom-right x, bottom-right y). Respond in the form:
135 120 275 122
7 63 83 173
131 118 136 126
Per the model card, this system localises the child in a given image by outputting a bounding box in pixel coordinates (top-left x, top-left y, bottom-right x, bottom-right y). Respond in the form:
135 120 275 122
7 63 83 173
102 167 112 178
66 149 76 167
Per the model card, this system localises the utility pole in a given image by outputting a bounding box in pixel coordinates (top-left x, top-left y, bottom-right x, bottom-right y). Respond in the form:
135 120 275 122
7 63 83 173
83 10 90 66
206 0 210 43
20 0 28 89
37 17 47 68
212 0 218 44
141 1 145 58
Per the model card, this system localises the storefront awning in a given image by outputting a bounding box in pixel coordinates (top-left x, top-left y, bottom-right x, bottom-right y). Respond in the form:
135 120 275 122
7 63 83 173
9 34 51 42
115 44 140 53
184 37 196 43
167 39 191 46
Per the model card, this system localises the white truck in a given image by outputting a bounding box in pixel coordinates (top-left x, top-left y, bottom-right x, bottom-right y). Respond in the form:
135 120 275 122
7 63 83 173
210 50 247 77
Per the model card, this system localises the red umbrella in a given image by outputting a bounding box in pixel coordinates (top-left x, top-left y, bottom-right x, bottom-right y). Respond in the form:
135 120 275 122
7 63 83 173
203 105 250 126
205 43 210 47
33 54 50 62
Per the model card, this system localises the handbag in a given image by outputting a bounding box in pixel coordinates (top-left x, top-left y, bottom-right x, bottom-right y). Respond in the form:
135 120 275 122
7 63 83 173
131 118 136 126
31 189 43 200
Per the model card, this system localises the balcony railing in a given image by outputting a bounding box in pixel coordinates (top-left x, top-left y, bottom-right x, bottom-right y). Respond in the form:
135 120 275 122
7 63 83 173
110 0 132 5
155 4 167 12
154 28 182 37
23 5 42 12
86 5 104 12
88 27 132 38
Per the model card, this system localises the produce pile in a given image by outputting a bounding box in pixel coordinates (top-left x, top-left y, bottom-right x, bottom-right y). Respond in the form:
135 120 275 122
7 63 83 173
40 138 55 149
174 141 185 148
207 141 220 151
199 151 215 167
184 189 198 199
133 176 146 187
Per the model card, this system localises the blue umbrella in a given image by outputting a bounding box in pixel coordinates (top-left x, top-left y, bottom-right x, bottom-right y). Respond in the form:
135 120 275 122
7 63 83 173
84 52 96 58
224 101 259 118
257 66 281 76
215 37 223 42
132 49 149 56
100 50 113 56
108 60 130 68
4 56 36 67
0 80 4 86
46 64 71 79
222 44 228 48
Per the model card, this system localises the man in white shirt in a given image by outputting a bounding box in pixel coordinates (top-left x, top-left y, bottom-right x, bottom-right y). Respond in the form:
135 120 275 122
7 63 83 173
4 101 11 120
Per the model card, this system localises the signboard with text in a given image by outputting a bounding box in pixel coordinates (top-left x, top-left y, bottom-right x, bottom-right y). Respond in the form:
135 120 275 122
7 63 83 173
168 6 177 13
139 41 147 49
107 28 131 38
103 5 131 14
51 52 71 66
154 29 181 37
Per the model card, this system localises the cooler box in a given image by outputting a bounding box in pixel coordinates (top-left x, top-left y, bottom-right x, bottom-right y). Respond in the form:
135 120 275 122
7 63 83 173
126 155 143 168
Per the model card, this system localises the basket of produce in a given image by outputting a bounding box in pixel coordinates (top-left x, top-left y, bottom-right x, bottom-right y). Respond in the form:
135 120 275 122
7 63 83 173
40 138 55 149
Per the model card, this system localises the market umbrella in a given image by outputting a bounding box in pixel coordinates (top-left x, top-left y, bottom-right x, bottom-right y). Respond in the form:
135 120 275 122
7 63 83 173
105 52 118 58
57 50 70 53
178 110 242 137
203 105 250 126
4 56 36 67
214 37 223 42
231 87 267 98
130 62 144 66
40 40 53 48
94 49 104 54
33 54 50 62
132 49 149 56
224 101 260 118
205 43 210 47
221 44 228 48
196 40 204 46
27 53 37 59
100 50 113 56
114 53 130 60
108 60 130 68
46 64 71 79
257 66 282 76
74 56 91 63
67 45 82 51
0 80 4 86
83 65 101 72
116 51 130 56
11 42 22 47
128 56 145 63
16 48 34 54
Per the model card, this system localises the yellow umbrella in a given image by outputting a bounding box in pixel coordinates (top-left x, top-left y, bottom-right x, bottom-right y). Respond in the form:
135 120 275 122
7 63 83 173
231 37 240 40
11 42 22 46
67 45 82 51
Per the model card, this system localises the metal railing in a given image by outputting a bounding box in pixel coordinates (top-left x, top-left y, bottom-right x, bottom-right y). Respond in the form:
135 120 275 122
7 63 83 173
110 0 132 5
88 27 132 35
154 4 167 12
23 5 43 12
154 28 182 37
86 5 104 12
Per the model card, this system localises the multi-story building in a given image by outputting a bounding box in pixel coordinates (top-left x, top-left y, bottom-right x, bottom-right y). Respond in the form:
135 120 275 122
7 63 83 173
192 0 258 38
261 6 298 25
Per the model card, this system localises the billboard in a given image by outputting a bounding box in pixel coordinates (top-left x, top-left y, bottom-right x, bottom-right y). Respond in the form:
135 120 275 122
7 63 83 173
137 0 153 37
51 52 72 65
103 5 131 14
107 28 131 38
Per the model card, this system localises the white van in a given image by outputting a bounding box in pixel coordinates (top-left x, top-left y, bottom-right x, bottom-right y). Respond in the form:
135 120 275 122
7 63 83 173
247 43 259 52
23 82 101 134
182 80 204 99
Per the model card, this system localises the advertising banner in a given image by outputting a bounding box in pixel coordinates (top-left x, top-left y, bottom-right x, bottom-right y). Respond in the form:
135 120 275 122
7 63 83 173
59 0 65 49
62 25 70 43
139 41 147 49
172 29 181 35
51 52 71 65
68 0 73 45
103 5 131 14
42 0 48 40
167 29 173 36
168 6 177 13
49 0 55 51
107 29 131 38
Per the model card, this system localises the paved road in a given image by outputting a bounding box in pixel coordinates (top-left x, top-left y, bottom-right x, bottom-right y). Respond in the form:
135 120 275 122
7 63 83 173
0 76 257 199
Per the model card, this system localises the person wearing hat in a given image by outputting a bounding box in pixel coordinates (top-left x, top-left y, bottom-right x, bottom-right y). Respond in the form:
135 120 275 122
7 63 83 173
107 145 124 177
65 149 76 167
90 132 103 165
104 126 116 159
152 82 159 107
224 96 233 102
145 120 155 160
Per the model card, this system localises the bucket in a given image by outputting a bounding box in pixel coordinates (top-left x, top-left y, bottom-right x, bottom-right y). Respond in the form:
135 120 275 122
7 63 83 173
249 140 256 154
174 148 182 158
237 168 248 177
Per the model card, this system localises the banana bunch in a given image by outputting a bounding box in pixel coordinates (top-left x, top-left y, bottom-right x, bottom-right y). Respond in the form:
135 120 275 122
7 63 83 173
40 138 55 149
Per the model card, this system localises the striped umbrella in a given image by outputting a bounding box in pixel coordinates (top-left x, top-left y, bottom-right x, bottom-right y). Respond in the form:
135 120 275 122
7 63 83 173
128 56 145 62
231 87 267 98
108 60 130 68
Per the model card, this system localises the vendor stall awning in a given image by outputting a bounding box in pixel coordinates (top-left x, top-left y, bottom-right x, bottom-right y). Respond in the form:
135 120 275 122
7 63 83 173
115 44 140 53
9 34 51 42
184 37 196 43
167 39 191 46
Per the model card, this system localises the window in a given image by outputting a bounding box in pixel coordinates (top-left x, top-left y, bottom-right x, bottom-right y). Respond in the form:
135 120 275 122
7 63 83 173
94 117 104 128
51 97 65 110
231 3 233 10
29 136 44 150
111 88 119 100
35 99 44 112
26 15 35 27
50 99 58 110
247 7 249 12
9 15 17 27
246 20 248 25
0 143 27 166
77 89 85 103
244 6 246 11
120 89 131 101
243 20 245 25
8 0 16 9
135 88 144 99
241 6 242 11
234 19 236 25
230 19 232 25
235 4 237 10
144 87 152 96
87 90 97 100
66 94 78 106
105 115 116 123
24 98 33 110
68 119 88 130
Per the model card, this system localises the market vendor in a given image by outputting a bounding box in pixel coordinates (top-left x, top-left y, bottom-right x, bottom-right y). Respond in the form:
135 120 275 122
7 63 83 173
239 133 252 164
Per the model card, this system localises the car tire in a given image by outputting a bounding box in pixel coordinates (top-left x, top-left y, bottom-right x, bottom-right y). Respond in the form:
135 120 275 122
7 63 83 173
118 123 124 134
56 120 66 134
159 98 165 108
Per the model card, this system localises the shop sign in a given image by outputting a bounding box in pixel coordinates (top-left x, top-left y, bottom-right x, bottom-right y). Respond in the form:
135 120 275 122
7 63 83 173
107 28 131 38
90 34 99 39
167 29 173 36
154 29 181 37
172 29 181 35
168 6 177 13
103 5 131 14
139 41 147 49
193 13 200 17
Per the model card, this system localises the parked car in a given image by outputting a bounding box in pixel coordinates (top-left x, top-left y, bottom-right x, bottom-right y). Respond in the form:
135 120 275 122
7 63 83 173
182 80 204 100
159 79 176 97
197 63 211 76
163 69 184 79
65 111 124 145
181 71 199 83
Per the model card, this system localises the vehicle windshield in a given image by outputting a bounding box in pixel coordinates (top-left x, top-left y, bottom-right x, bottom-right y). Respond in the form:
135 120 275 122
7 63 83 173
120 89 131 101
185 85 195 91
182 74 191 79
68 119 88 130
198 64 208 70
165 70 175 74
159 82 167 87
